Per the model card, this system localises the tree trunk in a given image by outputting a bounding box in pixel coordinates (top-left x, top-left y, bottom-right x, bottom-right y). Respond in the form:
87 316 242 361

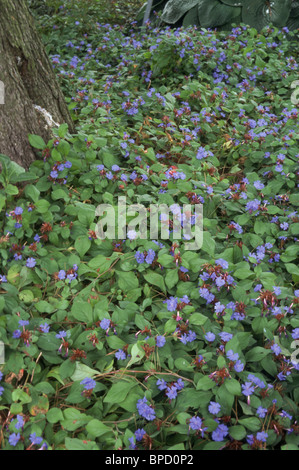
0 0 74 169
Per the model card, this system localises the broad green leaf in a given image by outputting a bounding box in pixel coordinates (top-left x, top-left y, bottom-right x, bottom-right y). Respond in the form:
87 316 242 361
103 381 137 404
143 271 166 292
28 134 46 150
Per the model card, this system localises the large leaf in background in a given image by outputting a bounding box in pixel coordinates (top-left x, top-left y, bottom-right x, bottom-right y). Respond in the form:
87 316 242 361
290 0 299 17
161 0 199 24
217 15 242 30
182 5 201 27
286 16 299 29
242 0 292 31
198 0 241 28
220 0 247 5
136 0 167 22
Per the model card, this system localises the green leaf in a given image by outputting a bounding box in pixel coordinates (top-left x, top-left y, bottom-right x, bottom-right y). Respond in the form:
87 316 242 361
88 254 114 272
35 300 56 314
127 342 145 367
25 184 40 203
143 271 166 293
59 359 76 380
239 417 261 432
165 269 179 289
245 347 271 362
70 362 99 382
46 407 64 424
285 263 299 276
196 375 216 391
224 378 241 396
229 425 247 440
58 123 69 138
161 0 199 23
174 357 194 371
157 253 175 267
182 5 200 27
189 312 208 326
18 289 34 304
242 0 293 31
85 419 113 438
201 231 215 256
37 333 61 351
12 389 32 404
71 301 93 323
75 236 91 258
198 0 241 28
5 184 18 196
28 134 46 150
103 381 137 404
35 199 50 214
234 265 252 279
65 437 98 450
116 270 139 292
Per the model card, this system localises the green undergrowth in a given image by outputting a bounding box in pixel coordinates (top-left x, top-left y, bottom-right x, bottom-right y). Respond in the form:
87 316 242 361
0 0 298 450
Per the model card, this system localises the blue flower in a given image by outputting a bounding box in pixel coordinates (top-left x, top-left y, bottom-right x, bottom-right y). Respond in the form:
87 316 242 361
145 249 155 264
14 207 23 215
256 431 268 442
208 401 221 415
271 343 281 356
56 330 67 339
256 406 268 418
156 335 166 348
29 433 43 446
215 258 229 269
253 181 264 190
205 332 216 342
136 397 156 421
128 436 137 450
166 385 177 400
156 379 167 391
115 349 126 360
100 318 110 330
212 424 228 442
135 428 146 441
174 378 185 390
226 349 239 361
164 296 178 312
80 377 96 390
219 332 233 342
58 270 66 280
245 199 260 213
26 257 36 268
189 416 203 431
234 360 245 372
39 323 50 333
242 382 255 396
9 433 20 447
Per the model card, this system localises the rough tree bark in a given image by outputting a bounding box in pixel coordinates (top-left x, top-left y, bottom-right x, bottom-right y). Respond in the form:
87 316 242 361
0 0 74 169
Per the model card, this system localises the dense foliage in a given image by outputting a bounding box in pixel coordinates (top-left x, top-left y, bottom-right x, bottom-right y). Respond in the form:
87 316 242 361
137 0 299 31
0 0 298 451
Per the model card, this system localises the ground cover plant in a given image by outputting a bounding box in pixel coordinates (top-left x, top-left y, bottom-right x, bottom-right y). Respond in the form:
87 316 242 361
0 0 298 451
